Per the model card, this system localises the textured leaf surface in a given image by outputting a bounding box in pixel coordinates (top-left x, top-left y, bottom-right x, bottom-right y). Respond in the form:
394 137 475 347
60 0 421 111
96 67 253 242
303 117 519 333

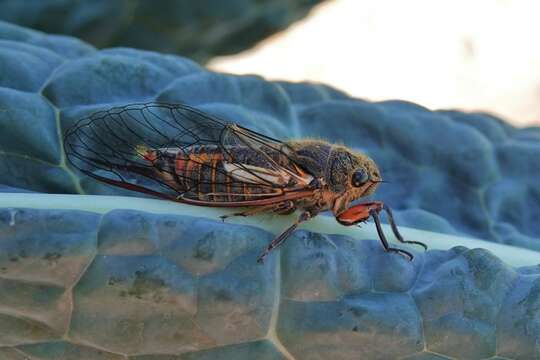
0 208 539 359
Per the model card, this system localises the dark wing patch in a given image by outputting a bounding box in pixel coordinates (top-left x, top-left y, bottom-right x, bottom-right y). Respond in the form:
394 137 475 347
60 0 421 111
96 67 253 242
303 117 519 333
63 102 312 203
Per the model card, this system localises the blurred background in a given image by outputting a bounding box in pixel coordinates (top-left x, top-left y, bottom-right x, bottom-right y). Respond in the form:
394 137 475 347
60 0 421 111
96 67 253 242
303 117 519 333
209 0 540 126
2 0 539 126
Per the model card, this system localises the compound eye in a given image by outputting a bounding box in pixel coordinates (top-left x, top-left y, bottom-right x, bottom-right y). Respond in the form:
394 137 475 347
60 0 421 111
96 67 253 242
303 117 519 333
352 169 369 187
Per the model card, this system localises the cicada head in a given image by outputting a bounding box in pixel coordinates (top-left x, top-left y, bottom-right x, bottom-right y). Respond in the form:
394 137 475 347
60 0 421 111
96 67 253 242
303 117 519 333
328 146 382 215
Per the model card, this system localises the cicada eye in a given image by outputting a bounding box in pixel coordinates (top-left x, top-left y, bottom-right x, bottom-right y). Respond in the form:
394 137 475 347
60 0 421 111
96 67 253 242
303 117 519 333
352 169 369 187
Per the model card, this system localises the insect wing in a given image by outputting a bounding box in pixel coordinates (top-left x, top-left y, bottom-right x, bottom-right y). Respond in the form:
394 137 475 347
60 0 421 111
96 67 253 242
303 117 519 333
64 102 312 204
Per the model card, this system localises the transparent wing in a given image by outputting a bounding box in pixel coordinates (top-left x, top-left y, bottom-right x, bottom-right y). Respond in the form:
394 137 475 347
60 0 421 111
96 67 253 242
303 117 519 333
64 102 312 203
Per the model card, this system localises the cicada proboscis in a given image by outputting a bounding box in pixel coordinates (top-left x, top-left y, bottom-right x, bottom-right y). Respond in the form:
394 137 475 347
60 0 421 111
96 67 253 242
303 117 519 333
64 102 427 263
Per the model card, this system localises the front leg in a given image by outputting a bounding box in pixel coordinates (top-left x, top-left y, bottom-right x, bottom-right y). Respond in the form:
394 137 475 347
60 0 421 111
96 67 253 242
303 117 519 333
336 201 427 260
336 201 384 226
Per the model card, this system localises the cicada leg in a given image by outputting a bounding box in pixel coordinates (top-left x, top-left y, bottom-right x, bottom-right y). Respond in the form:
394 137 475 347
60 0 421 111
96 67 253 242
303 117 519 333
335 201 383 226
382 205 427 250
336 201 427 261
370 208 415 261
257 210 312 263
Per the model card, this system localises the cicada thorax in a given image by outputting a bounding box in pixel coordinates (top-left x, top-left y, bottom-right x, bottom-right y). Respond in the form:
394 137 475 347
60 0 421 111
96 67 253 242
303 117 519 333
142 145 293 203
285 140 357 192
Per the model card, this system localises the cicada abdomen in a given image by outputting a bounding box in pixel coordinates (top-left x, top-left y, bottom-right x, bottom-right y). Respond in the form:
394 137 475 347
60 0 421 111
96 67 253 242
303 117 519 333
139 144 301 203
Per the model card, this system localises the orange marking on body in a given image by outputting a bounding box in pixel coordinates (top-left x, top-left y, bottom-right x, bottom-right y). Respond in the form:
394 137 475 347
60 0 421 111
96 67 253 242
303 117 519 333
243 183 250 201
210 153 219 201
175 157 186 173
197 162 202 200
227 181 232 202
189 153 210 163
185 158 194 179
189 151 207 199
293 163 306 177
142 150 157 163
175 154 187 187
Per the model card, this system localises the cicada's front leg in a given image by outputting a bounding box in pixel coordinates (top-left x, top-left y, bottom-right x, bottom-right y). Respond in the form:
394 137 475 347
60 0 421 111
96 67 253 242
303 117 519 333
336 201 384 226
336 201 427 261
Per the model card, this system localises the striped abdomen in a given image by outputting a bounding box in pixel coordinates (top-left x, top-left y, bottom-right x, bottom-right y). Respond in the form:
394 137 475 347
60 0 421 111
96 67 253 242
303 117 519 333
144 145 284 202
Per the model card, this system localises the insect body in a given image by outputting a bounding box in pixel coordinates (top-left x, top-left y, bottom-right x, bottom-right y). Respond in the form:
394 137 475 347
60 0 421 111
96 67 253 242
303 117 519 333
64 102 427 262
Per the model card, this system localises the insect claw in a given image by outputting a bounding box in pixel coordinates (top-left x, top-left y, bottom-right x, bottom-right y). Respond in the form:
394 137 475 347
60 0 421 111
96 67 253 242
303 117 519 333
384 246 415 261
407 240 428 251
390 248 414 261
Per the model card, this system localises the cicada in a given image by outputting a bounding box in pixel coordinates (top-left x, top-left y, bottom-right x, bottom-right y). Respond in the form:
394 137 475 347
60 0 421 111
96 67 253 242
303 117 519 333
64 102 427 262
